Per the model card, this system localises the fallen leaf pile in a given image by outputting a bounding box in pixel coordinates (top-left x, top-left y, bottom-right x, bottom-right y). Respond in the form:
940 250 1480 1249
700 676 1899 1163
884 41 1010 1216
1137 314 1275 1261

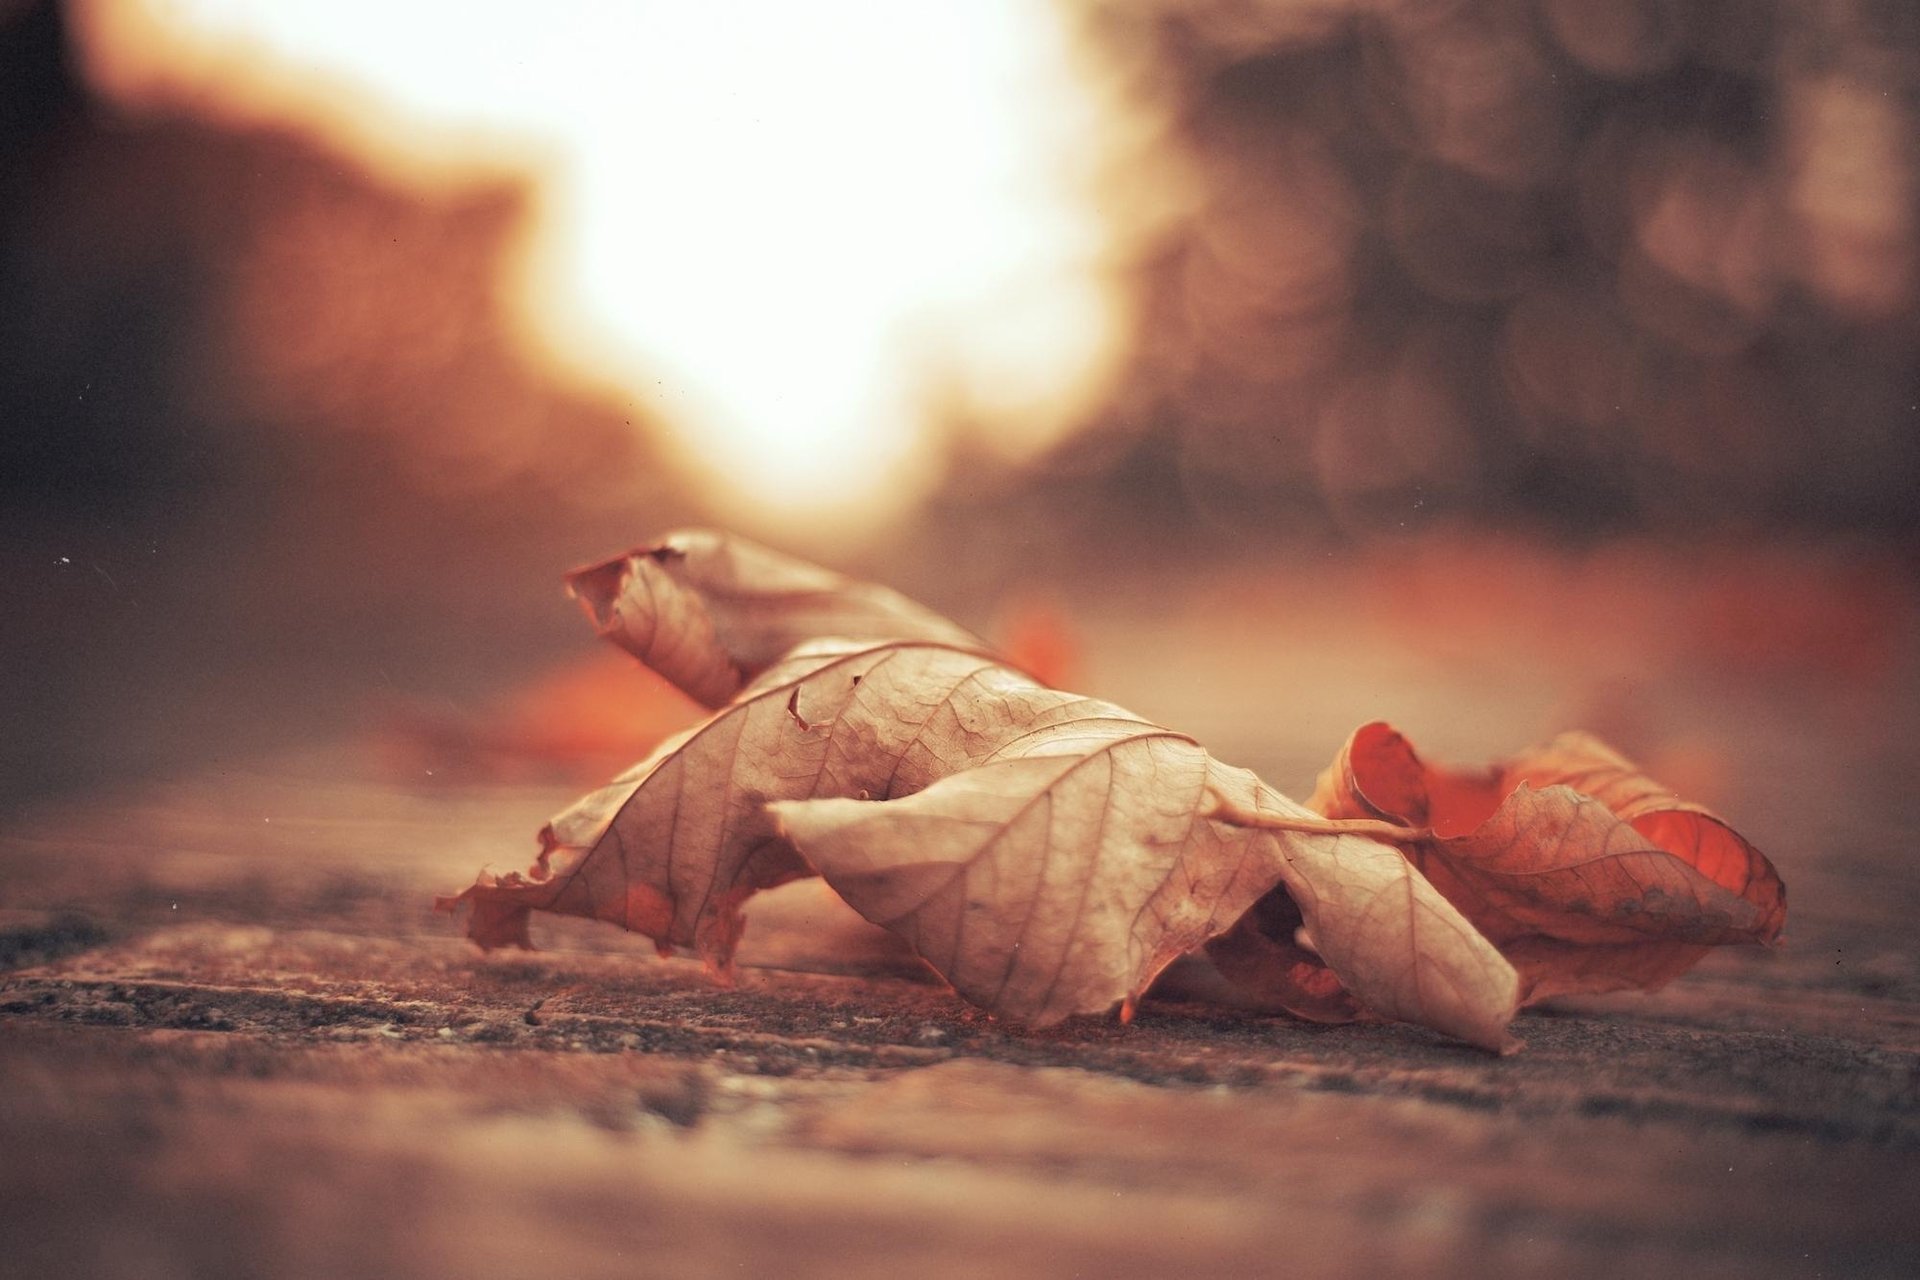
441 530 1785 1052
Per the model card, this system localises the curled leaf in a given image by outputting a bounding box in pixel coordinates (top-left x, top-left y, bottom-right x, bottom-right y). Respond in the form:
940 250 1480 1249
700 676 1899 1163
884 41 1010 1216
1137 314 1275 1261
439 640 1014 970
1202 888 1364 1024
442 533 1781 1054
566 529 986 708
774 726 1518 1048
445 633 1520 1047
1303 721 1786 1002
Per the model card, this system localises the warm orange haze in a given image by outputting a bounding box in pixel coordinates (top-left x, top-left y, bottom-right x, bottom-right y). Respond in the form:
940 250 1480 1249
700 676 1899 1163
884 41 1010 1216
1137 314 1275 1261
2 2 1917 1277
33 0 1918 567
73 0 1123 536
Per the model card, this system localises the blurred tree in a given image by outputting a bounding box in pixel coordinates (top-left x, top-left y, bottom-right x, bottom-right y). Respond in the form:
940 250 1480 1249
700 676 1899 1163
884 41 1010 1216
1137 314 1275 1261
0 0 695 805
928 0 1920 551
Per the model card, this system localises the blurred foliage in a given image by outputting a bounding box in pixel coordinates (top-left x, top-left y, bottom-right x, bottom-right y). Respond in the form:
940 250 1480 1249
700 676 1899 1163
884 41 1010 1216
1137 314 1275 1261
0 0 693 803
938 0 1919 547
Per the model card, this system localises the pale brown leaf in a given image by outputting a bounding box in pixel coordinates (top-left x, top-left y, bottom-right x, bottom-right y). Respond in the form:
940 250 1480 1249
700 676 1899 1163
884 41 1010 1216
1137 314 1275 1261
774 745 1520 1048
439 639 1013 966
444 631 1520 1048
566 529 987 708
443 533 1837 1053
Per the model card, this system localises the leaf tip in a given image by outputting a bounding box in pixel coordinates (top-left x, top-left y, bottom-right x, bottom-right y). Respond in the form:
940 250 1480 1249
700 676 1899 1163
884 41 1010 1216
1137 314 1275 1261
564 555 632 632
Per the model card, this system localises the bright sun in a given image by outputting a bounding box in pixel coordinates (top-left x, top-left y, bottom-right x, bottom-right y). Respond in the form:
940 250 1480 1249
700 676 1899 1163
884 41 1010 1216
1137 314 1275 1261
74 0 1119 536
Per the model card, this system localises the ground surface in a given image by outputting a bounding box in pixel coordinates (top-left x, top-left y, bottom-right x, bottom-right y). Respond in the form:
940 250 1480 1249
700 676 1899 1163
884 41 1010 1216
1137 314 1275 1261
4 547 1918 1279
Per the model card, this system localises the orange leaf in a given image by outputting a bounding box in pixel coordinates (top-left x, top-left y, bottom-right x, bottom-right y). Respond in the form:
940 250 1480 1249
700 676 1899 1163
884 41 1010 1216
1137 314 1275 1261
1304 722 1786 1002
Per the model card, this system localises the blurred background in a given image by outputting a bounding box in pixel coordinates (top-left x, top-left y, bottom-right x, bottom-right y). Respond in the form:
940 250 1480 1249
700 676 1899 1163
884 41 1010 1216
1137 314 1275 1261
6 11 1918 1276
4 0 1917 808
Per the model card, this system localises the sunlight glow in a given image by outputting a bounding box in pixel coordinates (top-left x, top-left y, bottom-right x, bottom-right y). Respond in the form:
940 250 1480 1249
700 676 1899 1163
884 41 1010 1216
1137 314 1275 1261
76 0 1118 535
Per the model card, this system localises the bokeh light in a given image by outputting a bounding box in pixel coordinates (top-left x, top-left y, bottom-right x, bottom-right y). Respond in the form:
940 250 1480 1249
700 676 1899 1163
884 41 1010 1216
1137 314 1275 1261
941 0 1920 550
73 0 1123 536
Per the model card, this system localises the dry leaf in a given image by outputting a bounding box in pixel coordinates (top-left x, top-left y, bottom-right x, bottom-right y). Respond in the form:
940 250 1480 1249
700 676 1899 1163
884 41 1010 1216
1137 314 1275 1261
565 529 986 708
442 530 1781 1053
439 640 1011 961
772 717 1517 1046
1202 887 1366 1024
443 532 1520 1049
443 636 1519 1048
1300 721 1786 1002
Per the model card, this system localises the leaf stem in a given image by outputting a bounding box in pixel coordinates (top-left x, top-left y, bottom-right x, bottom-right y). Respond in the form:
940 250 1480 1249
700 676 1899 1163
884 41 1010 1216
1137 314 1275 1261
1206 791 1430 845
